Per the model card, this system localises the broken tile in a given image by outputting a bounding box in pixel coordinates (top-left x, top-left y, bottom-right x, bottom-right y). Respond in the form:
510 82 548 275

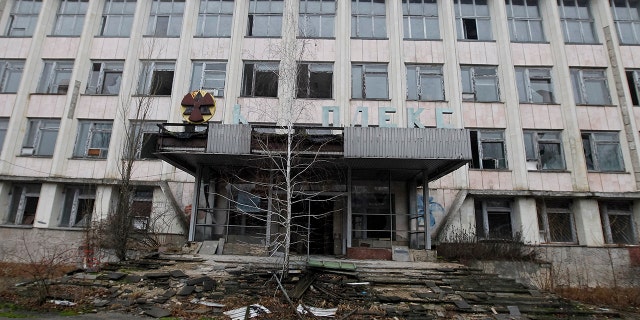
107 272 126 281
170 270 188 278
125 275 142 283
507 305 521 316
453 300 471 310
178 285 195 296
144 307 172 318
144 272 170 279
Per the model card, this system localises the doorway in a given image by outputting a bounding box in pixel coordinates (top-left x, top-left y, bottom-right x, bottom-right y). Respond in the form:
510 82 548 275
291 196 342 255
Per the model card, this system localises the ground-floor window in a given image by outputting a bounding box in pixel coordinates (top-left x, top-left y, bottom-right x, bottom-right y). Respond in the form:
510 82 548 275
475 198 513 239
6 184 40 225
537 198 577 243
600 201 637 245
59 185 95 228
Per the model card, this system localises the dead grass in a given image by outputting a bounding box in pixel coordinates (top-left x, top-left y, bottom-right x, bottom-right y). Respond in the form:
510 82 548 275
555 287 640 311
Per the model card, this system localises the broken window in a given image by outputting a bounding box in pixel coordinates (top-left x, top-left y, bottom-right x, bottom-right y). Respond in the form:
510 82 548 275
299 0 335 38
582 131 625 172
247 0 283 37
0 60 25 93
36 60 74 94
6 184 40 225
570 68 611 105
406 65 444 101
612 0 640 44
73 121 112 159
506 0 544 42
86 61 123 95
99 0 135 37
454 0 492 40
558 0 597 43
129 121 161 160
600 201 637 244
475 199 513 239
147 0 184 37
523 130 565 170
351 0 386 39
0 118 8 155
59 185 95 228
137 61 175 96
352 64 389 99
6 0 42 37
460 66 499 102
470 130 507 169
190 61 226 97
22 118 60 156
197 0 234 37
515 67 555 103
297 63 333 98
132 187 154 231
52 0 88 36
537 198 577 243
242 62 279 97
626 70 640 106
402 0 439 40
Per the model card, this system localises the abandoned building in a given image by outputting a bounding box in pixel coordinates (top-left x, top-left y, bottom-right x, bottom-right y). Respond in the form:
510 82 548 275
0 0 639 285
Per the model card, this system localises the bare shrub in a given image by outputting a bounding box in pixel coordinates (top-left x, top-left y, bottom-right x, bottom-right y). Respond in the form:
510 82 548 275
437 227 537 262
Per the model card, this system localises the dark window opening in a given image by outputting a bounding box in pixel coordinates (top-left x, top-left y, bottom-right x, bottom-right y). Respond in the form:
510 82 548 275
150 71 174 95
627 71 639 106
463 18 478 39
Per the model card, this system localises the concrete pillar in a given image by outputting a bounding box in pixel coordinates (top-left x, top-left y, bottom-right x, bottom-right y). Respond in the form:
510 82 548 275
574 199 605 246
512 198 539 244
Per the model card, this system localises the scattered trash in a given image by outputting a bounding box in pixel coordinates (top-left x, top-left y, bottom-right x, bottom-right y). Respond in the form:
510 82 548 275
346 282 370 285
223 304 270 320
50 300 76 306
296 304 338 317
190 298 224 308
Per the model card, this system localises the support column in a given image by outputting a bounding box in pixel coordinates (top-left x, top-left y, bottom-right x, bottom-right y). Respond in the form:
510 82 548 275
189 166 202 241
423 170 430 250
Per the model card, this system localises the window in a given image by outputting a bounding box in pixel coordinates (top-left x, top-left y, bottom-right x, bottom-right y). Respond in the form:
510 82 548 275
582 131 624 172
132 187 153 230
460 66 499 102
36 60 74 94
351 0 386 39
600 201 637 244
470 130 507 169
297 63 333 98
524 130 565 170
87 61 124 95
299 0 335 38
506 0 544 42
147 0 184 37
515 67 554 103
475 199 513 239
22 119 60 156
0 119 8 154
99 0 136 37
190 62 226 97
242 62 279 97
0 60 25 93
129 121 161 159
570 68 611 105
6 184 40 225
197 0 233 37
73 121 112 159
406 65 444 101
59 185 95 228
611 0 640 44
247 0 283 37
537 199 577 243
558 0 597 43
137 61 175 95
52 0 88 36
454 0 492 40
352 64 388 99
402 0 439 40
626 69 640 105
5 0 42 37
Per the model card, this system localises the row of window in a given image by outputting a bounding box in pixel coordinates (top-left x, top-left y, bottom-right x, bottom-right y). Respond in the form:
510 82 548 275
476 198 637 245
3 183 153 230
471 129 625 172
4 58 636 106
5 0 640 45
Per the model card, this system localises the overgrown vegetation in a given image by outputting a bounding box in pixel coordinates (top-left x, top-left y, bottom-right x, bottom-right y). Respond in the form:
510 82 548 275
436 227 538 262
555 287 640 311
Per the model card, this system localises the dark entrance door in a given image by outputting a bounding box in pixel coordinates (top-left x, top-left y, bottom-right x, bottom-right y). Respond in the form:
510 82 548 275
291 196 337 255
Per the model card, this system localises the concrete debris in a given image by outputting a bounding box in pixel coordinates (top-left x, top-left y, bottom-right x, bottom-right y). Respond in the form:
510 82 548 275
190 298 224 308
296 304 338 317
223 304 270 320
50 300 76 306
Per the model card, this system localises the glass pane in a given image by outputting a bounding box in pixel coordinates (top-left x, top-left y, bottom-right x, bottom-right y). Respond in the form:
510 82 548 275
420 75 444 100
37 130 58 155
364 72 388 99
617 22 636 43
475 77 499 101
406 67 418 100
252 15 269 36
609 214 634 244
581 22 596 43
482 142 505 163
584 80 610 104
539 142 563 169
530 79 554 103
425 18 439 38
523 132 535 160
596 143 623 171
410 17 424 38
515 69 527 102
548 212 574 242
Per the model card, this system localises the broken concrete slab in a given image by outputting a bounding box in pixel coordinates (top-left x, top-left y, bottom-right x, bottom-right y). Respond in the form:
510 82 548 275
177 285 195 296
124 275 142 283
169 270 188 278
107 272 126 281
144 272 170 279
144 307 172 318
199 240 219 255
392 245 411 262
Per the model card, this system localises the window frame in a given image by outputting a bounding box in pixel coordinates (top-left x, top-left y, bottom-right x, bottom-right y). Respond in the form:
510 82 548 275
0 60 25 93
581 131 625 172
241 61 279 97
247 0 283 37
0 118 8 155
146 0 184 37
297 63 333 99
86 61 124 95
99 0 136 37
5 0 42 37
626 69 640 105
73 120 113 159
600 201 638 245
36 60 74 94
460 66 500 102
558 0 598 44
190 61 227 97
22 118 60 157
523 130 566 171
570 68 612 105
131 187 154 230
5 184 40 226
470 130 508 169
299 0 335 38
402 0 440 40
137 61 175 96
352 63 389 100
475 198 514 239
537 198 577 243
59 185 95 228
52 0 88 36
506 0 545 42
129 121 162 160
406 64 445 101
351 0 387 39
611 0 640 45
515 67 555 103
454 0 492 40
196 0 234 37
